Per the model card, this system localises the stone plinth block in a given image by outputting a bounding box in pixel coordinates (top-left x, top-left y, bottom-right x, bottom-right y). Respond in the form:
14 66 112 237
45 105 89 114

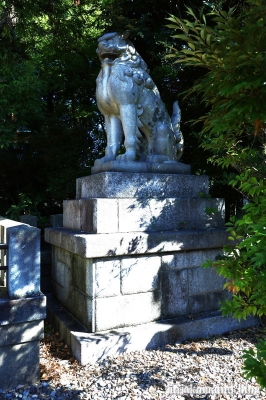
63 199 119 233
161 249 224 270
45 227 229 259
47 294 259 366
63 197 225 233
95 291 162 331
121 256 161 295
76 172 209 199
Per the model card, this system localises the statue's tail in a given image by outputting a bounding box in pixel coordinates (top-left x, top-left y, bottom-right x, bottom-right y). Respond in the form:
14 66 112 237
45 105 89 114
171 101 183 161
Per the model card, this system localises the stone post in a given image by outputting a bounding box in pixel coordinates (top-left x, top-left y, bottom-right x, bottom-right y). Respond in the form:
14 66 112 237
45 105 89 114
0 218 46 390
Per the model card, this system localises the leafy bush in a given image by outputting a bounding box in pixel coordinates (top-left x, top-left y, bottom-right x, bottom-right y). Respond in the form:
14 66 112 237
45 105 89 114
166 0 266 388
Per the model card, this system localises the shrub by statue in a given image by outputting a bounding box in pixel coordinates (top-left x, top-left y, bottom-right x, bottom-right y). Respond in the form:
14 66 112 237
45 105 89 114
166 0 266 388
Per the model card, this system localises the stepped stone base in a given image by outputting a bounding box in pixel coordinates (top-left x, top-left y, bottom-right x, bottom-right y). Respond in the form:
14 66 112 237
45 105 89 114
47 294 258 365
45 170 257 364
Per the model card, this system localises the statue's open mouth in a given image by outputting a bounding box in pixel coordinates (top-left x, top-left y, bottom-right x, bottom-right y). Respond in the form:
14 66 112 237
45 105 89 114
99 52 120 62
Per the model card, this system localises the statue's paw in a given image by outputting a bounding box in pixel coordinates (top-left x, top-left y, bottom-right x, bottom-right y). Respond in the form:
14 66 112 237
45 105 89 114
94 158 105 166
116 152 136 162
94 155 115 166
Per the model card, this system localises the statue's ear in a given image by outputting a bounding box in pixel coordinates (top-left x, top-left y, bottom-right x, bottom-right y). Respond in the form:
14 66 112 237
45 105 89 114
121 31 130 40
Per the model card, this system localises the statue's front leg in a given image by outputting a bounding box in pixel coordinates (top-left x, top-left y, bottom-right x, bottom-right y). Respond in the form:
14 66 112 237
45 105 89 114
94 115 123 165
116 104 138 162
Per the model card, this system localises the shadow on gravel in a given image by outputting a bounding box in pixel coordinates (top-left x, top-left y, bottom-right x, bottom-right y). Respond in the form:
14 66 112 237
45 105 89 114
161 346 233 356
23 383 83 400
0 384 84 400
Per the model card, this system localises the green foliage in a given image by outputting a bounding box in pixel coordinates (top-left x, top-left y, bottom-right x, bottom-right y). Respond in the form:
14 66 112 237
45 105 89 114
205 206 218 215
242 340 266 388
0 0 105 216
203 172 266 321
0 0 213 218
0 0 250 218
167 0 266 388
5 193 40 221
166 0 266 172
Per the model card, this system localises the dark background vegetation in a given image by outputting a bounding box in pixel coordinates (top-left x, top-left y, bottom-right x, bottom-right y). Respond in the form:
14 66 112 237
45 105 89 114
0 0 246 222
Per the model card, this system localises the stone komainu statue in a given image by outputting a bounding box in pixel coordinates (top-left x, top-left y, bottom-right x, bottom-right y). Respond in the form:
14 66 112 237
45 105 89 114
95 32 183 166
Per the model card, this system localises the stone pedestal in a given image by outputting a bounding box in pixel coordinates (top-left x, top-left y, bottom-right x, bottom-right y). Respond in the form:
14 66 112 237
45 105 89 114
45 170 258 363
0 218 46 389
0 295 46 389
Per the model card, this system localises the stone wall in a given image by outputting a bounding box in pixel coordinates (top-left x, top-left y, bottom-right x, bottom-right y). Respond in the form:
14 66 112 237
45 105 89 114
49 247 228 333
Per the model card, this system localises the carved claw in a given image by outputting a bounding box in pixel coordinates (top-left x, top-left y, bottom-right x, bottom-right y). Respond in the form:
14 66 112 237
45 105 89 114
94 155 116 166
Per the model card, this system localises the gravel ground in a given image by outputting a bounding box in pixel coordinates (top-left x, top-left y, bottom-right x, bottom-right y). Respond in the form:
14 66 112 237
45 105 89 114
1 323 266 400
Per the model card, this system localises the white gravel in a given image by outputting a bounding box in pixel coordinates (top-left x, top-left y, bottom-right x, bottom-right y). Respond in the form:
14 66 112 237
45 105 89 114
1 325 265 400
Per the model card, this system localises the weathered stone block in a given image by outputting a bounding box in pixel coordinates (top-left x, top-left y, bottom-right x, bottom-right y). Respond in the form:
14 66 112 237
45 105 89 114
45 228 230 259
76 172 210 199
161 269 189 318
188 267 226 295
53 260 70 291
50 214 63 228
95 291 161 331
118 198 225 232
63 200 85 231
189 291 230 315
52 281 68 307
121 255 161 294
0 296 45 389
7 225 40 298
0 296 46 325
72 254 93 297
47 294 259 366
162 249 224 270
0 320 43 347
93 199 119 234
64 199 119 233
64 197 224 233
44 170 259 362
51 248 72 304
0 341 40 389
69 288 94 332
95 259 120 297
53 246 73 267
